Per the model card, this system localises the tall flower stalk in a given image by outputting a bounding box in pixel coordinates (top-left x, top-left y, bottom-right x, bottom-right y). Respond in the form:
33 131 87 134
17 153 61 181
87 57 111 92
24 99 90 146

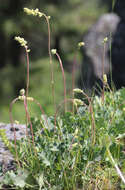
24 8 55 110
102 37 108 103
51 49 67 112
72 42 85 113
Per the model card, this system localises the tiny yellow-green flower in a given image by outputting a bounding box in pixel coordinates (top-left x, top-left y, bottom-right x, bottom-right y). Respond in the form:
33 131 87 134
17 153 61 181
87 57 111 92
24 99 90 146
103 74 107 84
51 49 57 55
73 88 83 94
78 42 85 48
24 8 44 18
20 89 25 96
73 99 83 106
102 37 108 44
15 36 30 52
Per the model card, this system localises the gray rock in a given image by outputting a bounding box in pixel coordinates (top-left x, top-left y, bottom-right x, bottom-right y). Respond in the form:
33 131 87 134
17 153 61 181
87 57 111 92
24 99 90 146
0 123 28 180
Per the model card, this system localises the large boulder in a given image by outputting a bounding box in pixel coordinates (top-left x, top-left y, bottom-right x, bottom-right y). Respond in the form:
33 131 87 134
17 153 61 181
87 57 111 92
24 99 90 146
79 13 120 93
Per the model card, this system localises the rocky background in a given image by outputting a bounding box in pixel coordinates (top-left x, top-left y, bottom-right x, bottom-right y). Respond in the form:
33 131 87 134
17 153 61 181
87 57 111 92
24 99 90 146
79 0 125 93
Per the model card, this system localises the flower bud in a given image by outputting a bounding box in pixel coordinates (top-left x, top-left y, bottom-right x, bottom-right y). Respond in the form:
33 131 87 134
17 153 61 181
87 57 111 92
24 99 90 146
73 99 83 107
51 49 57 55
73 88 83 94
78 42 85 48
20 89 25 96
102 37 108 44
103 74 107 84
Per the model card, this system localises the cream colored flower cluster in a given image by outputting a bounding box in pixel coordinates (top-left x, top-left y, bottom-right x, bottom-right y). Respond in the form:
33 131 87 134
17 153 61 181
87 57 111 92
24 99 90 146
15 36 30 52
24 8 43 17
51 49 57 55
73 88 83 94
78 42 85 48
102 37 108 44
73 99 83 107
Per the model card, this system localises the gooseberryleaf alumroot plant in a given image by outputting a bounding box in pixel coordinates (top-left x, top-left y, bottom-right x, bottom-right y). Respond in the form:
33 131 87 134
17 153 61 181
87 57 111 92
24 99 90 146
1 7 125 190
3 88 125 189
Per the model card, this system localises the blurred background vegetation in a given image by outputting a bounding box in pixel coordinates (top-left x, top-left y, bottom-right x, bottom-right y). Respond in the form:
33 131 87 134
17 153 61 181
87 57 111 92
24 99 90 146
0 0 111 122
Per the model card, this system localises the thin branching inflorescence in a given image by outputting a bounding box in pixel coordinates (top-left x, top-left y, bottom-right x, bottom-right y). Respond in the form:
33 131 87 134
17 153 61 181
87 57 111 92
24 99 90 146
15 37 30 98
71 42 85 113
101 37 108 103
11 35 49 157
24 8 55 110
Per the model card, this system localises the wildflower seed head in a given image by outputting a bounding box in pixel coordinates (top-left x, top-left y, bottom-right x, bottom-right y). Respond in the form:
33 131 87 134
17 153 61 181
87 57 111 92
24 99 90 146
73 88 83 94
51 49 57 55
18 96 24 101
103 74 107 84
24 8 43 18
47 16 51 20
38 12 43 17
102 37 108 44
24 8 33 15
15 36 30 51
73 99 83 107
78 42 85 48
15 36 27 47
20 89 25 96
